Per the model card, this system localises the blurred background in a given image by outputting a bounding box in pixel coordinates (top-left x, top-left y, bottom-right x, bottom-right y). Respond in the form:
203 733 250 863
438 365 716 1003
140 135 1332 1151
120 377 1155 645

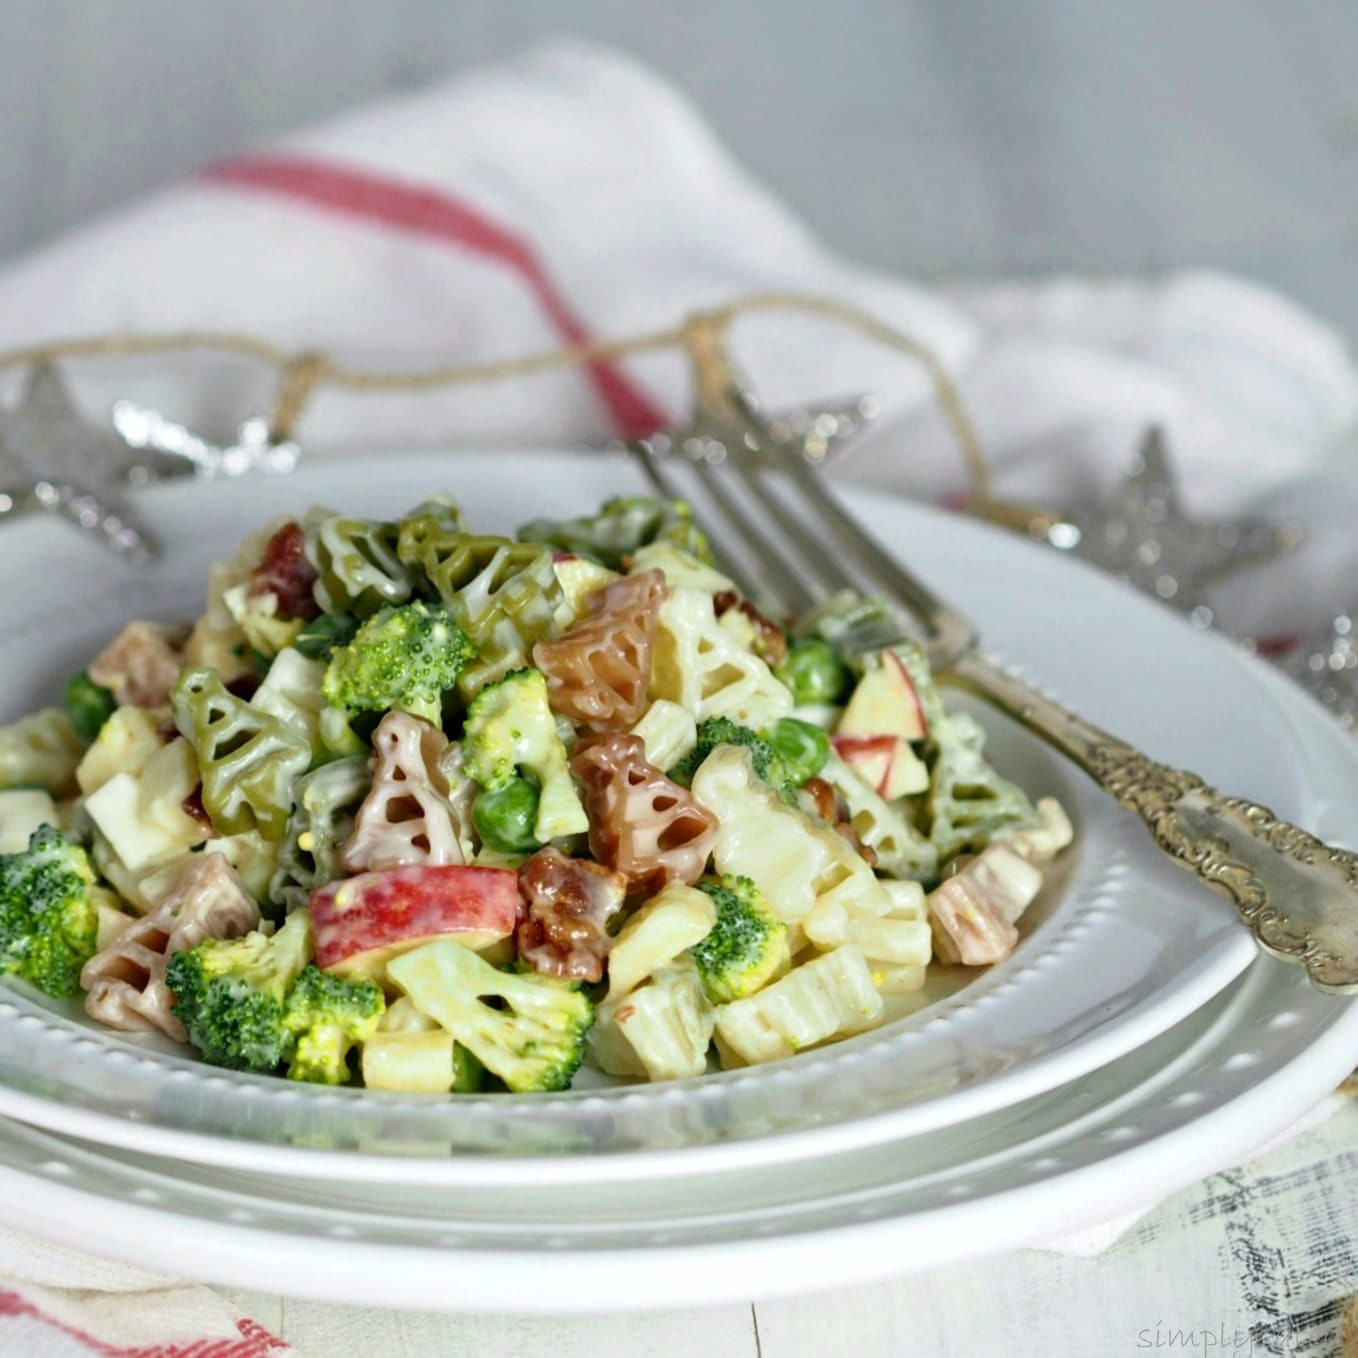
4 0 1358 334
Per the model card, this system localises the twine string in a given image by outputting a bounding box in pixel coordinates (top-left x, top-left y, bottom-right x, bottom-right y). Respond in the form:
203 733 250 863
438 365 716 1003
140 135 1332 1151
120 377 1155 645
0 292 1000 511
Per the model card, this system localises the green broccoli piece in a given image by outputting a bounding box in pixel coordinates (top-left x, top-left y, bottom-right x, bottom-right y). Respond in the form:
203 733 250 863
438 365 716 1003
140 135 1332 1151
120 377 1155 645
64 671 117 744
166 908 314 1072
517 495 713 569
387 940 594 1092
322 600 476 726
0 825 97 999
669 716 795 800
293 611 359 663
461 668 588 841
692 875 788 1004
282 963 386 1085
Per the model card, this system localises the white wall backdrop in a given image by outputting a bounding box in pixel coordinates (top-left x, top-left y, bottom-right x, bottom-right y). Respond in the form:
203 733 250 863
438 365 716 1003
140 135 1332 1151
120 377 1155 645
3 0 1358 334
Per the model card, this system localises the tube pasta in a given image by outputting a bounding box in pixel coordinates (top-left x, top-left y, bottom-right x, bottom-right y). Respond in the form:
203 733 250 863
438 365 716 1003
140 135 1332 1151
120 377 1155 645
713 945 885 1066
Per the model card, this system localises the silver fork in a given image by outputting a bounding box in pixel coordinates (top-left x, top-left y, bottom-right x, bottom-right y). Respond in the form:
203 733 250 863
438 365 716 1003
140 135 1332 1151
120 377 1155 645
629 387 1358 995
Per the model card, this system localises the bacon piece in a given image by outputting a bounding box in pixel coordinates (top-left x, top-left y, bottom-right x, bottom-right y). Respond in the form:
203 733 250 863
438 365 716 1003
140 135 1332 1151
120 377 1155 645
571 732 717 897
181 783 215 835
89 621 185 709
713 590 788 666
800 776 877 866
249 522 320 620
516 846 626 982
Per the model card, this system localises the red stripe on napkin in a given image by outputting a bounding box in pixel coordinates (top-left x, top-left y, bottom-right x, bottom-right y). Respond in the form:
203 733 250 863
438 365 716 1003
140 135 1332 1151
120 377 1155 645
204 155 668 438
0 1286 288 1356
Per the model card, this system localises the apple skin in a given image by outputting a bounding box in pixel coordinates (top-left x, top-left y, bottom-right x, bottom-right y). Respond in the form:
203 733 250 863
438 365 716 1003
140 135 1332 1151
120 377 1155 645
832 734 929 799
311 865 522 983
832 735 895 792
838 649 928 742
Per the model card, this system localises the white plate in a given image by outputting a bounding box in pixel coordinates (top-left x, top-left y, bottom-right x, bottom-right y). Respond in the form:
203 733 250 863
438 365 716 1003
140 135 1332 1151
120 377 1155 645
0 450 1305 1181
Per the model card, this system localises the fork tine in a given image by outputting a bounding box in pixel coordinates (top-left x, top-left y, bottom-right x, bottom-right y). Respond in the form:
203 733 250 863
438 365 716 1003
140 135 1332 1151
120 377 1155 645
626 437 812 616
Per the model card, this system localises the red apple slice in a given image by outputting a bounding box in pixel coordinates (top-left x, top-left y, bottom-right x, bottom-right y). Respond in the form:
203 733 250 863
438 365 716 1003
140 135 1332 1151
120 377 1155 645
833 734 929 799
832 735 895 791
839 650 928 742
311 865 522 984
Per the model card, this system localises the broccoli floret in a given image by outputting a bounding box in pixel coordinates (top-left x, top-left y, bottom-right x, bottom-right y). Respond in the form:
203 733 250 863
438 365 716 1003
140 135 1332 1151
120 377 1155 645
461 668 588 841
0 825 97 998
518 495 713 569
322 601 476 726
64 671 117 744
293 611 359 663
282 963 385 1085
166 908 314 1071
692 875 788 1004
669 717 794 800
387 939 594 1092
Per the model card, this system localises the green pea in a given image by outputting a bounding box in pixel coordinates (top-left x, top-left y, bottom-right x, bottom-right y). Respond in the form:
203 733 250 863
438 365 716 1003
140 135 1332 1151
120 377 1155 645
775 639 850 705
472 777 542 854
64 670 116 743
767 717 830 786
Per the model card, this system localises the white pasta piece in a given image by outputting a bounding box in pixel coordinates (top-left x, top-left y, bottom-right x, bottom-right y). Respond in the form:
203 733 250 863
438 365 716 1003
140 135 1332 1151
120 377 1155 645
713 946 885 1066
691 745 891 926
628 543 734 594
342 711 465 872
0 708 84 797
0 788 58 854
605 880 717 1004
1000 796 1074 864
551 556 620 629
205 831 281 902
816 752 938 881
92 888 135 951
590 958 715 1082
251 648 325 748
81 853 259 1040
629 700 698 773
134 739 208 844
803 871 933 971
928 843 1043 966
650 587 793 729
76 706 167 796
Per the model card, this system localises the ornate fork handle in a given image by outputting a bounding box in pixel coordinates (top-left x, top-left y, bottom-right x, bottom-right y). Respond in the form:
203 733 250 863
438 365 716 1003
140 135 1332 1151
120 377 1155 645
946 650 1358 994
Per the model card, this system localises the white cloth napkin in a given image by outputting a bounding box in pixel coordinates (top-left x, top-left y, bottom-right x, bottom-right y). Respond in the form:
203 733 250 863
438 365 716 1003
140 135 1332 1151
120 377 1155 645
0 37 1354 1354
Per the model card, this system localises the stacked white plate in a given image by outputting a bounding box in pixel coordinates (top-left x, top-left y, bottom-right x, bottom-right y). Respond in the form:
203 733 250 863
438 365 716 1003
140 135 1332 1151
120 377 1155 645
0 452 1354 1312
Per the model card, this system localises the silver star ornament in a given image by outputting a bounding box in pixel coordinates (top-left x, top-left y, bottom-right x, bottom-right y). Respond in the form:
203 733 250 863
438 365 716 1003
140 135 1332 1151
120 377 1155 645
1281 611 1357 732
1044 426 1301 628
0 362 200 562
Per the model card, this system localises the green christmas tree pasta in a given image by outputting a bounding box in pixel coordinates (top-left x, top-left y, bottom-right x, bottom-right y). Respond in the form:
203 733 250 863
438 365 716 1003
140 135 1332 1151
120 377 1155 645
269 754 372 913
397 522 562 692
517 495 713 569
306 515 413 618
172 668 310 842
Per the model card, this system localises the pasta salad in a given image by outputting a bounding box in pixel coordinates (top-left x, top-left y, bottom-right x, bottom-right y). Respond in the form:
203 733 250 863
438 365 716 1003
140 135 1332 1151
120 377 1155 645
0 493 1072 1093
